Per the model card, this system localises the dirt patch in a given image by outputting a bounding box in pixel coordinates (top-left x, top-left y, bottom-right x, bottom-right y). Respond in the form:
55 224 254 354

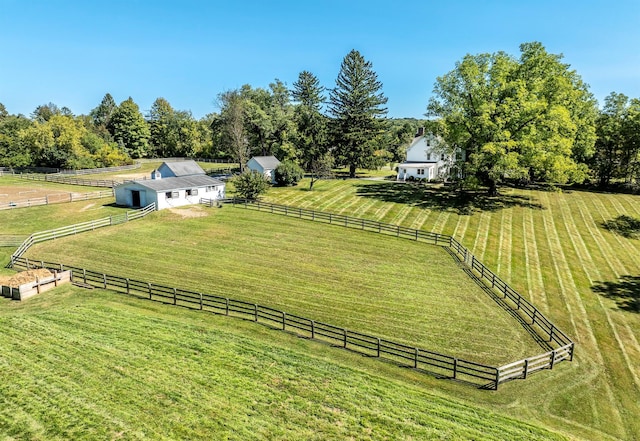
0 269 53 288
168 206 209 219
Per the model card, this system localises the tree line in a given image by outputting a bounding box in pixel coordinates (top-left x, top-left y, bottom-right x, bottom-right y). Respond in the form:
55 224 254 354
1 43 639 194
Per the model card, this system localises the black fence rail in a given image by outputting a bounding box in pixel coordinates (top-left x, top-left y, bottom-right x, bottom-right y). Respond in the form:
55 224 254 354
212 198 575 385
11 256 502 389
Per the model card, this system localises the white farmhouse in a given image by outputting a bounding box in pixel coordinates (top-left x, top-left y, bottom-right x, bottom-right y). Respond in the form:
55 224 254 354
114 160 225 210
246 156 281 183
397 128 457 182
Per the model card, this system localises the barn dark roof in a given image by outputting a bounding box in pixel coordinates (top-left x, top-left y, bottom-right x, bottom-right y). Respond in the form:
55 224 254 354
132 175 223 192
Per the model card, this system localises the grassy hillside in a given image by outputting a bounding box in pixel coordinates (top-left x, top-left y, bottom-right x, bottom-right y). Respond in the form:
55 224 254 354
0 287 564 440
260 178 640 441
24 207 542 365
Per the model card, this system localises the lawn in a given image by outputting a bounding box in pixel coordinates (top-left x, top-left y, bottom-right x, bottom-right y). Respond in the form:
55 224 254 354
23 206 542 366
0 286 564 440
261 178 640 441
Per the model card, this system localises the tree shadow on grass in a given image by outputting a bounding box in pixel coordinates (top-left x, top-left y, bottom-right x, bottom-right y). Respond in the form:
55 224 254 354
592 276 640 313
355 182 544 215
601 215 640 239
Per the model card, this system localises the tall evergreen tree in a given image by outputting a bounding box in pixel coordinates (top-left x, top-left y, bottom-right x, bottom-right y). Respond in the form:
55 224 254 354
90 93 117 140
292 70 328 170
328 49 388 178
108 97 150 158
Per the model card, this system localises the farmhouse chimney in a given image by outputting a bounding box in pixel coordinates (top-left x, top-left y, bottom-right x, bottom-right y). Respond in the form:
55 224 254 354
416 127 425 137
151 169 161 180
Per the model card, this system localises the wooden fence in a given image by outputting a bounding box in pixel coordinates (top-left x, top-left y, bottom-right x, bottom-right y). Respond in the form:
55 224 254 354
17 173 124 188
207 198 575 385
10 256 501 389
0 189 114 210
58 163 140 175
8 203 156 265
0 235 27 247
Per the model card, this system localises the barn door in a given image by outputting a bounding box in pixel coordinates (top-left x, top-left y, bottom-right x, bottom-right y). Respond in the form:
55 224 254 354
131 190 141 207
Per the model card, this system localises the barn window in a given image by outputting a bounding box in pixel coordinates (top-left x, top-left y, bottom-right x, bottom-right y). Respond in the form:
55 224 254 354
186 189 198 196
165 191 172 199
172 191 179 198
426 153 431 160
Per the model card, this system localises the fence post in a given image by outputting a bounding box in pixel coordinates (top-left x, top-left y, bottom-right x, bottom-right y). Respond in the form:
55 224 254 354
495 369 500 390
54 270 58 287
225 298 229 316
282 311 286 330
397 225 400 237
199 293 203 310
173 288 177 305
523 359 529 379
570 343 575 361
549 325 555 342
83 268 86 284
532 308 537 325
103 274 107 289
377 338 381 357
550 350 556 369
453 358 458 378
343 328 347 348
25 258 30 269
310 320 315 339
148 283 152 299
126 278 130 294
254 304 258 322
415 348 419 368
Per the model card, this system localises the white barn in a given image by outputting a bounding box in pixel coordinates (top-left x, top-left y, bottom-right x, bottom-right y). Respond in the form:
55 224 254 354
397 128 457 182
114 160 225 210
246 156 281 183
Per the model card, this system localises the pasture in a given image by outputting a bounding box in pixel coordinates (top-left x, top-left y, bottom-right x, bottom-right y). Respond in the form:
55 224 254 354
23 206 543 366
3 175 640 439
262 178 640 441
0 285 563 440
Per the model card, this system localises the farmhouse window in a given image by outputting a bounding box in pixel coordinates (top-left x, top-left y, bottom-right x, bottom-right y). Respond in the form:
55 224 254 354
427 153 431 160
417 169 424 175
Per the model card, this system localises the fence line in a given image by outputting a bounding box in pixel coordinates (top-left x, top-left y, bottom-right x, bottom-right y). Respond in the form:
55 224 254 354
208 198 575 385
17 173 124 188
8 203 156 265
0 235 28 247
0 189 114 211
57 163 141 175
10 256 501 389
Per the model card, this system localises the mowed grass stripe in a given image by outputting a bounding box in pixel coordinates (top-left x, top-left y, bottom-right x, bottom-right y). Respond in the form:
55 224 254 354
25 208 541 364
0 289 566 440
555 193 629 437
496 208 513 282
572 194 640 392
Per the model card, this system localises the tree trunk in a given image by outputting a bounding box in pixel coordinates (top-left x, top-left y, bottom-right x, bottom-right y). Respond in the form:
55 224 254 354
487 179 498 196
349 163 356 178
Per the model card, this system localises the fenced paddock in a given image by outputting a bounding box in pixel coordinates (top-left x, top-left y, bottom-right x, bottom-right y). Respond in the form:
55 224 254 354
202 198 575 385
0 187 114 210
10 256 501 389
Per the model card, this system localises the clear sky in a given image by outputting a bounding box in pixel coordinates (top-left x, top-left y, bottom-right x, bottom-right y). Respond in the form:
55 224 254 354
1 0 639 119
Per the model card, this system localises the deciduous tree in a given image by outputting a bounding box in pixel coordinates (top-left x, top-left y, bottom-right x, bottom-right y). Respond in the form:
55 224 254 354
108 97 151 158
428 42 597 195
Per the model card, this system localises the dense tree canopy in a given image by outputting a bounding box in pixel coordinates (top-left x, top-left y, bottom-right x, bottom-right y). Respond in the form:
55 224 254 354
428 42 597 194
108 98 150 158
329 49 388 178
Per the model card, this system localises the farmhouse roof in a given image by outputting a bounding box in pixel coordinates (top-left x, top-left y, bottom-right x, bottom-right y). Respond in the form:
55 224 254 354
397 162 437 168
161 160 205 177
132 175 223 192
250 156 281 169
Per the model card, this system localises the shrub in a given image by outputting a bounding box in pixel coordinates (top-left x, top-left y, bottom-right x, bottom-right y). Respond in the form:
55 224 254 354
274 161 304 186
231 171 270 200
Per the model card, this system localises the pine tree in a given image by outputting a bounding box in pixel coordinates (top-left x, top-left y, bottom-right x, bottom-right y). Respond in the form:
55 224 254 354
328 50 388 178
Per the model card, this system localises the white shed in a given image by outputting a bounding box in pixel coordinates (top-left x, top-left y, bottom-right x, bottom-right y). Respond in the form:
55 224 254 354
114 161 225 209
246 156 281 183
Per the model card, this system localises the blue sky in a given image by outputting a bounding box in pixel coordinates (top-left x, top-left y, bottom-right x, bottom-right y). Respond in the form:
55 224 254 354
1 0 639 119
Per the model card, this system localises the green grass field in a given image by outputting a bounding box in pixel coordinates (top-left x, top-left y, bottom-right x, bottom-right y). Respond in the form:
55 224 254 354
0 286 564 440
3 176 640 439
24 206 542 365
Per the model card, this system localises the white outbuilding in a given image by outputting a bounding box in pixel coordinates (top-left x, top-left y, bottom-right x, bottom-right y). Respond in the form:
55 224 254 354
114 160 225 210
246 156 281 183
